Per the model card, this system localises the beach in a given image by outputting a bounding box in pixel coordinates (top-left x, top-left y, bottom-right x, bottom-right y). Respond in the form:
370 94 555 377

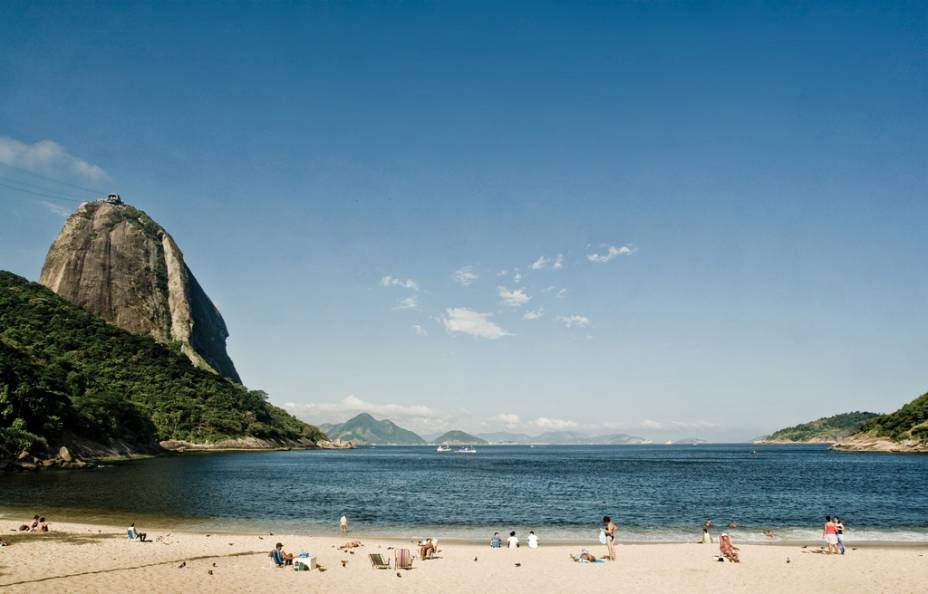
1 521 925 593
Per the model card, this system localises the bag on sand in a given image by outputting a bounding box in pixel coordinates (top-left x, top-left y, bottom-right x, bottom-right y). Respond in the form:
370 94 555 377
599 530 607 545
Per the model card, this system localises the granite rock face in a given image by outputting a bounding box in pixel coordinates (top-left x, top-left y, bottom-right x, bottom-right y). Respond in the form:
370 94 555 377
39 199 241 382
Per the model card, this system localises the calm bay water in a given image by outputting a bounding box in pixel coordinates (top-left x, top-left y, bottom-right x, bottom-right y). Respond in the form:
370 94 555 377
2 444 926 543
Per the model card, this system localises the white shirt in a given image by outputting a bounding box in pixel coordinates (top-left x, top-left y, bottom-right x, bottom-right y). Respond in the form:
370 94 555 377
528 534 538 548
339 515 347 527
507 536 519 549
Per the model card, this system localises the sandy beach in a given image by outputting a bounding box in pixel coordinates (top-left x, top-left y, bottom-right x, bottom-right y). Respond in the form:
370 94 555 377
0 521 925 593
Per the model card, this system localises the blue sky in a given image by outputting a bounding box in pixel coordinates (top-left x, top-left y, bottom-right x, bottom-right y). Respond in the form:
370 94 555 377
1 1 925 440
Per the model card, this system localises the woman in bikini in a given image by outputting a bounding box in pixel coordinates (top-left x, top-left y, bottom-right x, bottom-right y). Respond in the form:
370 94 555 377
602 516 617 560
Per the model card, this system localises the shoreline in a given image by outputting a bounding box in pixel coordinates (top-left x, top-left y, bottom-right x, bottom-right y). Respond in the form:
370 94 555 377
1 520 926 593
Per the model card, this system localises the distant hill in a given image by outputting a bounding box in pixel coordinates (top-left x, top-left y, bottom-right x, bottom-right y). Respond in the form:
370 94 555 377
591 433 649 445
673 438 708 445
836 392 928 453
0 271 325 464
758 411 880 444
432 430 487 445
321 413 426 445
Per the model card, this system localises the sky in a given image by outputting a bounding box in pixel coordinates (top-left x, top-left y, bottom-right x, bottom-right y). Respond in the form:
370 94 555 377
0 1 925 441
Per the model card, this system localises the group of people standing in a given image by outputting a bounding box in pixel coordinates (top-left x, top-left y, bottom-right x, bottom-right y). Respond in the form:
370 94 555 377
823 515 846 555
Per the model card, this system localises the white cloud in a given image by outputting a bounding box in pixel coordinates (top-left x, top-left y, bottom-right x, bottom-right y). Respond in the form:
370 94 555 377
380 275 419 290
530 417 579 430
587 244 635 263
39 200 70 217
640 419 663 429
0 137 107 182
394 295 418 310
496 269 508 277
513 272 522 284
556 314 590 328
522 307 544 320
453 266 478 287
493 413 521 428
442 307 512 339
412 324 428 336
556 288 567 299
284 394 442 427
532 254 564 271
498 286 531 307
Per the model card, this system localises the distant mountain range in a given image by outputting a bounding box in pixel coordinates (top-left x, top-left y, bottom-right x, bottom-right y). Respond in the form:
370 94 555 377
319 413 426 445
432 430 487 445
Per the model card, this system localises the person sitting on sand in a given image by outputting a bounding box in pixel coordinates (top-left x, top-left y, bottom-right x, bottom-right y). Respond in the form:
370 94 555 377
719 533 740 562
490 532 502 548
507 531 519 549
700 527 712 544
24 515 39 532
128 523 147 542
38 517 48 532
0 536 9 547
419 537 436 559
338 540 362 550
271 542 294 566
569 549 598 562
528 531 538 549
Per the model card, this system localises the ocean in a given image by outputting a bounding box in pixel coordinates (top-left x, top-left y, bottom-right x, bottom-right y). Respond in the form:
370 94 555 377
2 444 926 544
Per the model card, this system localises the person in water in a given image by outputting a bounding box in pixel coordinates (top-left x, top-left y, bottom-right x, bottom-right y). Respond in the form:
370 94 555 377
823 515 838 554
339 513 349 534
602 516 617 560
490 532 502 548
834 516 846 555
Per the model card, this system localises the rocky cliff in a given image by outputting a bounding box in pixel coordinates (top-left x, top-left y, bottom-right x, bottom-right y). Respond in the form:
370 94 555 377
39 198 241 382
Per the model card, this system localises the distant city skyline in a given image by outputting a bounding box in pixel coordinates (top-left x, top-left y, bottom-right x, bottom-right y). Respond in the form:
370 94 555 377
1 1 926 440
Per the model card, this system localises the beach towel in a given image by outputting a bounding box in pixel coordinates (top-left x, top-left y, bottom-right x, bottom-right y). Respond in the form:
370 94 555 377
395 548 414 570
369 553 391 569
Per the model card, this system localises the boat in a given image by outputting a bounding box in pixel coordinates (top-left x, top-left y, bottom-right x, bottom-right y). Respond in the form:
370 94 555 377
456 447 477 454
436 445 451 453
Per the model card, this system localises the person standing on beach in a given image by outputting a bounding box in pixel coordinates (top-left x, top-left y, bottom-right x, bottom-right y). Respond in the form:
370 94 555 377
602 516 617 560
823 515 838 554
339 513 348 534
834 517 846 555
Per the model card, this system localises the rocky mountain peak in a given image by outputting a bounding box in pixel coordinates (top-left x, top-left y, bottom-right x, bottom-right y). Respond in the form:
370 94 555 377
39 198 241 382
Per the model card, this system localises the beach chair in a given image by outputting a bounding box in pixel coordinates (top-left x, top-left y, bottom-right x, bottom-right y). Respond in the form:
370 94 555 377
369 553 391 569
395 548 414 570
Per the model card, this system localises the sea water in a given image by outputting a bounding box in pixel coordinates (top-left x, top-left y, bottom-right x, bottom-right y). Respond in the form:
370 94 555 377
1 444 926 544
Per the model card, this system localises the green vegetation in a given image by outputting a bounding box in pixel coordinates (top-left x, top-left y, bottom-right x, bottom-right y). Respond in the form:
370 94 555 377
856 392 928 443
432 430 487 445
763 411 880 442
321 413 425 445
0 271 324 460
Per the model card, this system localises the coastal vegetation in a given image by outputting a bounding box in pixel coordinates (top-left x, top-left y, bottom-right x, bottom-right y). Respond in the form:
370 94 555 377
845 392 928 446
0 271 325 461
760 411 880 443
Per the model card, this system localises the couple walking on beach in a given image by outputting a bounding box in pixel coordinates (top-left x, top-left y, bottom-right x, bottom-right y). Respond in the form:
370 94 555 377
823 515 846 555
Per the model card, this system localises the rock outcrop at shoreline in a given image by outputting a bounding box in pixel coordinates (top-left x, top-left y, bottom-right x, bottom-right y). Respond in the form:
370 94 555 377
39 197 241 382
833 392 928 453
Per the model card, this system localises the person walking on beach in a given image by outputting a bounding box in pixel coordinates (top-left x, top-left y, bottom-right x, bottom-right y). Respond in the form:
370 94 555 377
834 516 846 555
602 516 617 560
339 513 348 534
823 515 838 554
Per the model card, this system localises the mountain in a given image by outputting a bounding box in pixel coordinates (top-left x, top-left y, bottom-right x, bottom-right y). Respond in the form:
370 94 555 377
321 413 426 445
0 271 327 465
590 433 649 445
534 431 591 444
432 430 487 445
673 438 708 445
836 393 928 453
39 197 240 382
476 431 534 444
757 411 880 444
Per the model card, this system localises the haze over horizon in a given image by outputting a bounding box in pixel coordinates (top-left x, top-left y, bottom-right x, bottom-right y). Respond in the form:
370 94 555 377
1 1 925 441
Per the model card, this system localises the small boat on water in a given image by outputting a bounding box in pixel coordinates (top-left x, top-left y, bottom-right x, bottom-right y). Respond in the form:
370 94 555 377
456 447 477 454
436 445 451 453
